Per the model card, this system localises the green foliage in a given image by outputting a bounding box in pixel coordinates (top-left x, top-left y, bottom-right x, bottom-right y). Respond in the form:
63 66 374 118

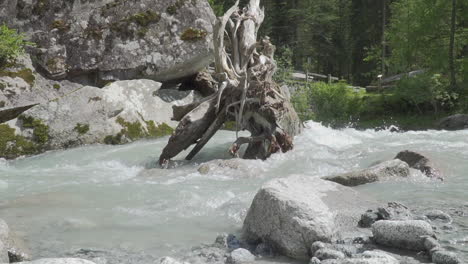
392 73 458 114
19 115 50 144
291 82 362 126
208 0 225 16
0 123 38 159
53 83 60 90
74 123 90 135
180 27 207 41
106 117 173 145
0 24 33 67
273 47 293 83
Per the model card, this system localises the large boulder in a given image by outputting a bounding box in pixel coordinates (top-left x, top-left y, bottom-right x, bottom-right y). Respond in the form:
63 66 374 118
437 114 468 130
1 77 200 159
371 220 434 251
394 150 441 179
1 0 215 83
322 159 410 187
242 175 377 260
13 258 96 264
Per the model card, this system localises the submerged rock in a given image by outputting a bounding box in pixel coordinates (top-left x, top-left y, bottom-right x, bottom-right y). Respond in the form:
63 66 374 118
424 210 452 223
2 0 215 84
394 150 442 179
371 220 434 251
243 175 376 259
437 114 468 130
227 248 255 264
431 250 461 264
322 159 410 186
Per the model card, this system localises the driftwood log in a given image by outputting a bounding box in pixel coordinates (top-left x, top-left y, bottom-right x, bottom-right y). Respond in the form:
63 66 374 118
158 0 301 166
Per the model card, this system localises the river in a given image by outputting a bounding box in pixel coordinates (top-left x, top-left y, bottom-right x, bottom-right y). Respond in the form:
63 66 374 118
0 121 467 263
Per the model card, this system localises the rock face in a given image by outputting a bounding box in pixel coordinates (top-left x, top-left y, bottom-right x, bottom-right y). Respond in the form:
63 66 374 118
437 114 468 130
1 58 201 159
394 150 441 179
242 175 376 260
1 0 215 83
14 258 97 264
323 159 410 186
227 248 255 264
371 220 434 251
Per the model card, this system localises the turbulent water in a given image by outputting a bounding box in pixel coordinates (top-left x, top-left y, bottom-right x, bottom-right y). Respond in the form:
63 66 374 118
0 121 467 263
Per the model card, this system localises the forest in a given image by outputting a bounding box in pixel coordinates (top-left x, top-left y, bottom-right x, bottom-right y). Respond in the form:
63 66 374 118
209 0 468 129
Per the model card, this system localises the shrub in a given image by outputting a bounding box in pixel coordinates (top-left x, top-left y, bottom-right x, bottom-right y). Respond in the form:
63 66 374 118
0 24 33 67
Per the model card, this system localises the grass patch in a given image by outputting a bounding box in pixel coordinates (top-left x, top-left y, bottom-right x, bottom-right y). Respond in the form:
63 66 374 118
19 115 50 144
0 123 38 159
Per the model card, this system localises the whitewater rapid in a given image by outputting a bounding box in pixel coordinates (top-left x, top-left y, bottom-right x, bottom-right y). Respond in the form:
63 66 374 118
0 121 467 263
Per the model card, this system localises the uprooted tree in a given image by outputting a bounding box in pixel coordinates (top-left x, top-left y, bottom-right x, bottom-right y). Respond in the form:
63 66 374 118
158 0 302 166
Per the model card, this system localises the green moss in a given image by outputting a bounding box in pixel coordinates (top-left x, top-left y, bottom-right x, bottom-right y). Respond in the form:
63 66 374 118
104 133 123 145
53 83 60 90
222 121 237 131
137 28 148 37
167 6 178 15
46 58 61 72
0 124 38 159
74 123 90 135
104 117 173 145
84 26 103 40
0 68 35 86
127 11 161 27
181 27 207 41
0 82 5 91
32 0 49 15
146 121 173 138
88 96 102 102
18 115 49 145
0 101 5 107
51 20 70 32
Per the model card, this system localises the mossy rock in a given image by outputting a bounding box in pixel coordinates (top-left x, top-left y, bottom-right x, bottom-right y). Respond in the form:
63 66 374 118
74 123 90 135
18 115 50 145
0 124 38 159
181 27 207 41
104 117 174 145
53 83 60 90
126 11 161 27
51 20 70 32
0 68 35 86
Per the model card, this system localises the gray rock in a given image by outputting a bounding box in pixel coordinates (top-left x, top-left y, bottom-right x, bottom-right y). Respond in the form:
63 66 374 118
437 114 468 130
227 248 255 264
0 240 8 264
359 212 379 228
159 257 186 264
13 258 97 264
2 78 200 159
309 257 321 264
311 242 327 256
371 220 434 251
243 175 376 259
323 159 410 186
2 0 215 83
310 242 358 258
423 236 441 252
181 245 226 264
424 210 452 223
431 250 461 264
394 150 442 179
320 250 399 264
254 243 274 257
377 202 413 221
314 248 345 260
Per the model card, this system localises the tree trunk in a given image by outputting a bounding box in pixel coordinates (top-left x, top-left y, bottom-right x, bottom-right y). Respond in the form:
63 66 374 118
158 0 302 167
449 0 457 90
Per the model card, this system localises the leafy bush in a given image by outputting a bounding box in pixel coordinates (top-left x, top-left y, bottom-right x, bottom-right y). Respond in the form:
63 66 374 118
0 24 32 67
392 73 458 114
291 81 363 126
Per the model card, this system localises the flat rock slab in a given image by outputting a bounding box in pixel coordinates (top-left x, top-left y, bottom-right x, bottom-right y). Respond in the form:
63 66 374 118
242 175 377 260
323 159 410 186
372 220 434 251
